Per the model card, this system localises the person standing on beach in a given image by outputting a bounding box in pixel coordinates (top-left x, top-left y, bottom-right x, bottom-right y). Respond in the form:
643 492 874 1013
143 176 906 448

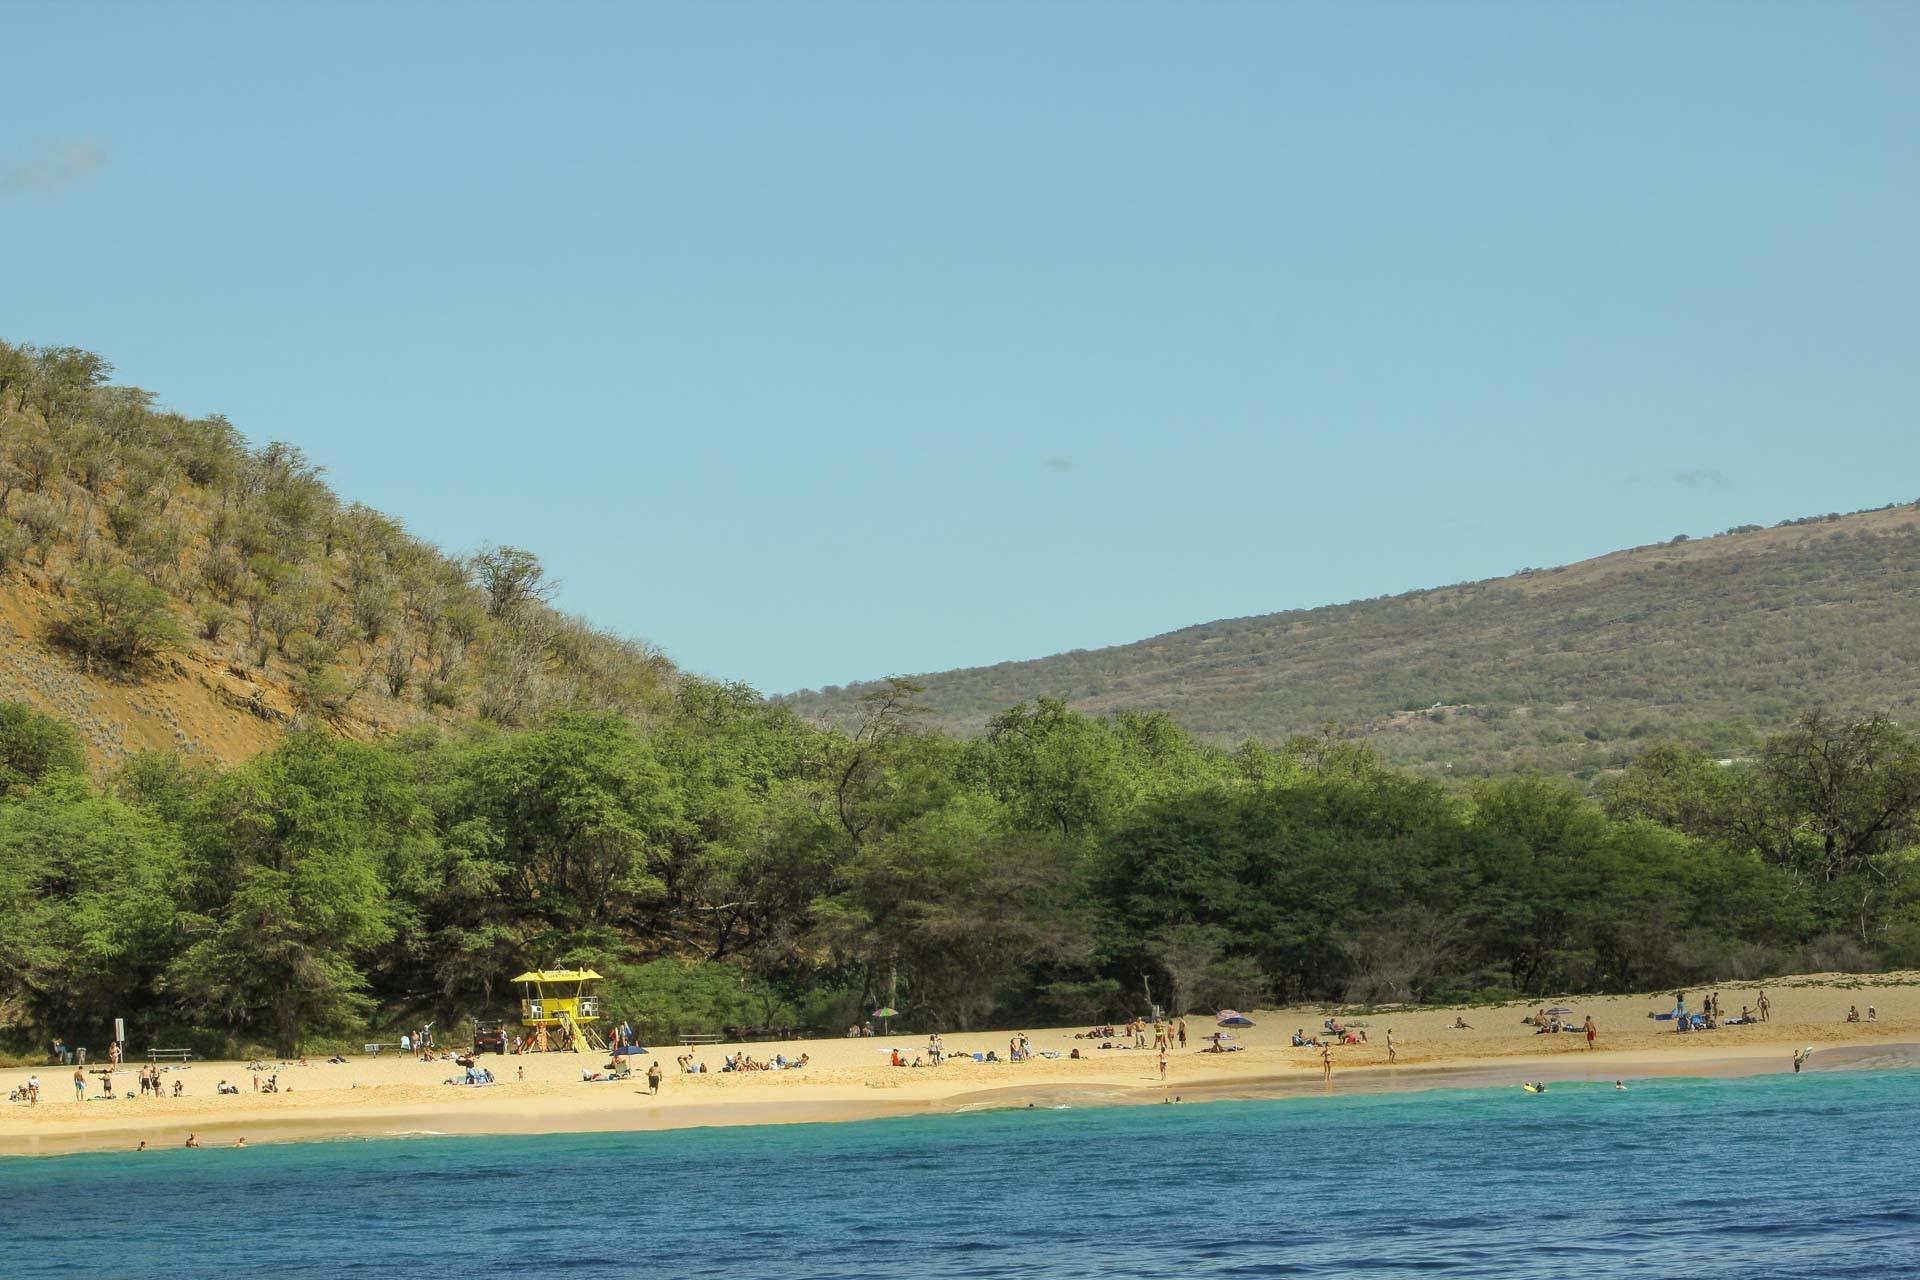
1584 1016 1597 1050
73 1067 85 1101
1792 1048 1804 1074
1757 990 1770 1022
1386 1029 1396 1063
1158 1048 1169 1082
1320 1044 1333 1085
647 1060 662 1095
1177 1018 1188 1049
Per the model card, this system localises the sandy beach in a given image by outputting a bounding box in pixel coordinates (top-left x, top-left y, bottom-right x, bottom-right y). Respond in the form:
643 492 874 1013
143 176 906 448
5 971 1914 1158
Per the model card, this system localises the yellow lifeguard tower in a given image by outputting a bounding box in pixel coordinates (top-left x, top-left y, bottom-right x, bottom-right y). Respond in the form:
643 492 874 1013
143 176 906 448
512 969 606 1052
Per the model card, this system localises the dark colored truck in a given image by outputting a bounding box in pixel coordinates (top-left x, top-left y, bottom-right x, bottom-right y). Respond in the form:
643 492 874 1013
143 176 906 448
472 1019 507 1055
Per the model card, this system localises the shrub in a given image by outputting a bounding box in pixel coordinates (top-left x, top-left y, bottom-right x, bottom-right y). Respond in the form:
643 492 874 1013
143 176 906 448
47 569 185 672
0 701 88 796
0 519 28 572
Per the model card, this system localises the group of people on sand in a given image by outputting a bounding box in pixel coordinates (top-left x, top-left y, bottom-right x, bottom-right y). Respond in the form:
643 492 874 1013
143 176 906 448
1073 1017 1189 1049
843 1022 877 1037
1664 990 1771 1032
136 1065 184 1097
722 1050 809 1072
1845 1005 1877 1023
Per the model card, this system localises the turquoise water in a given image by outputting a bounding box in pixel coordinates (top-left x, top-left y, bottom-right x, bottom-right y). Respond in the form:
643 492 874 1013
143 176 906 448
5 1069 1916 1278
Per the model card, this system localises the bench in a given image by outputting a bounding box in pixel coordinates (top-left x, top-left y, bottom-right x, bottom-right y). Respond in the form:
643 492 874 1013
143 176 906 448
676 1033 726 1046
362 1042 402 1056
147 1048 192 1063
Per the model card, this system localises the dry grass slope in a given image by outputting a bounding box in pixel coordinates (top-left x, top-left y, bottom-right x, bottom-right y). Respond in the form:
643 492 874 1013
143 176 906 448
0 341 674 769
783 505 1920 781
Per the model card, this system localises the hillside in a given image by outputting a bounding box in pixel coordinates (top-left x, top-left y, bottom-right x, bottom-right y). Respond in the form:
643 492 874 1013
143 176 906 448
782 504 1920 779
0 341 673 767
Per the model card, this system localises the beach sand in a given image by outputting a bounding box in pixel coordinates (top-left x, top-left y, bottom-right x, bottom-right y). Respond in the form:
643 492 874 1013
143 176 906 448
4 971 1913 1157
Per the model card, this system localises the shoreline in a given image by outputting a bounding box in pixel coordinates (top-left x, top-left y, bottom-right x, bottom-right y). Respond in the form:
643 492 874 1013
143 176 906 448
5 1033 1912 1159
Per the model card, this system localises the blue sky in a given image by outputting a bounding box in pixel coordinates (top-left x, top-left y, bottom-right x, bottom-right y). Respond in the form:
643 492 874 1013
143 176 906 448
6 3 1916 693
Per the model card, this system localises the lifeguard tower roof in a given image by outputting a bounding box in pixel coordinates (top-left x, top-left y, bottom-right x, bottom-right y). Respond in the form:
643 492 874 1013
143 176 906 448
510 969 604 983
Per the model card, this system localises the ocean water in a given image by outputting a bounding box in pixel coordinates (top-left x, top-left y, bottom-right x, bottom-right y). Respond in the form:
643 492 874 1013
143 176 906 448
4 1069 1916 1279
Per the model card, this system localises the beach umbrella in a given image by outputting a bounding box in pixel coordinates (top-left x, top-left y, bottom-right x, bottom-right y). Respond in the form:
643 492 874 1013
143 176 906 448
610 1045 649 1056
1545 1007 1574 1016
872 1006 899 1033
1217 1011 1254 1028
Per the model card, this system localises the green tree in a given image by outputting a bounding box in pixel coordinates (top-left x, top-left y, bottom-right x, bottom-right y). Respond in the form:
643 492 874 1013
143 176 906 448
0 774 181 1038
169 733 421 1054
0 700 87 797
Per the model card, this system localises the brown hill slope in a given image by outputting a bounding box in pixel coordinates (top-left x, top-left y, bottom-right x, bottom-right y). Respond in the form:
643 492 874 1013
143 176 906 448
781 504 1920 780
1 341 672 768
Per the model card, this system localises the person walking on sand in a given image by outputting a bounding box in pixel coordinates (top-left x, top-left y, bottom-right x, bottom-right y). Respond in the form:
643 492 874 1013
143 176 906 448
647 1060 662 1095
73 1067 85 1101
1320 1044 1334 1085
1757 990 1770 1022
1386 1029 1396 1064
1177 1018 1188 1049
1158 1048 1169 1082
1584 1016 1598 1050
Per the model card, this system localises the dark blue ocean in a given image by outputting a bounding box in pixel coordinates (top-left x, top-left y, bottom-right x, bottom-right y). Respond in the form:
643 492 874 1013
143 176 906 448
5 1069 1916 1278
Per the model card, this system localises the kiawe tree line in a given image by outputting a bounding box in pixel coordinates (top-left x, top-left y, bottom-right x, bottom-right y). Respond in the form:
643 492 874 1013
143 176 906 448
1 687 1917 1057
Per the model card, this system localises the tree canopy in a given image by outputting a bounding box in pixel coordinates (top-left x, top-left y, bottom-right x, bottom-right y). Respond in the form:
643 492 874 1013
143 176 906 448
2 690 1916 1056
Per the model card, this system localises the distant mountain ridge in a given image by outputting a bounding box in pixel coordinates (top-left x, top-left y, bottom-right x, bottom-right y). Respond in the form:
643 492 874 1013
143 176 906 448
780 503 1920 780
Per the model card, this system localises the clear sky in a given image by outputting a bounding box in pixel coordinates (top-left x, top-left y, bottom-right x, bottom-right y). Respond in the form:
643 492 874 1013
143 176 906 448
6 3 1916 693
